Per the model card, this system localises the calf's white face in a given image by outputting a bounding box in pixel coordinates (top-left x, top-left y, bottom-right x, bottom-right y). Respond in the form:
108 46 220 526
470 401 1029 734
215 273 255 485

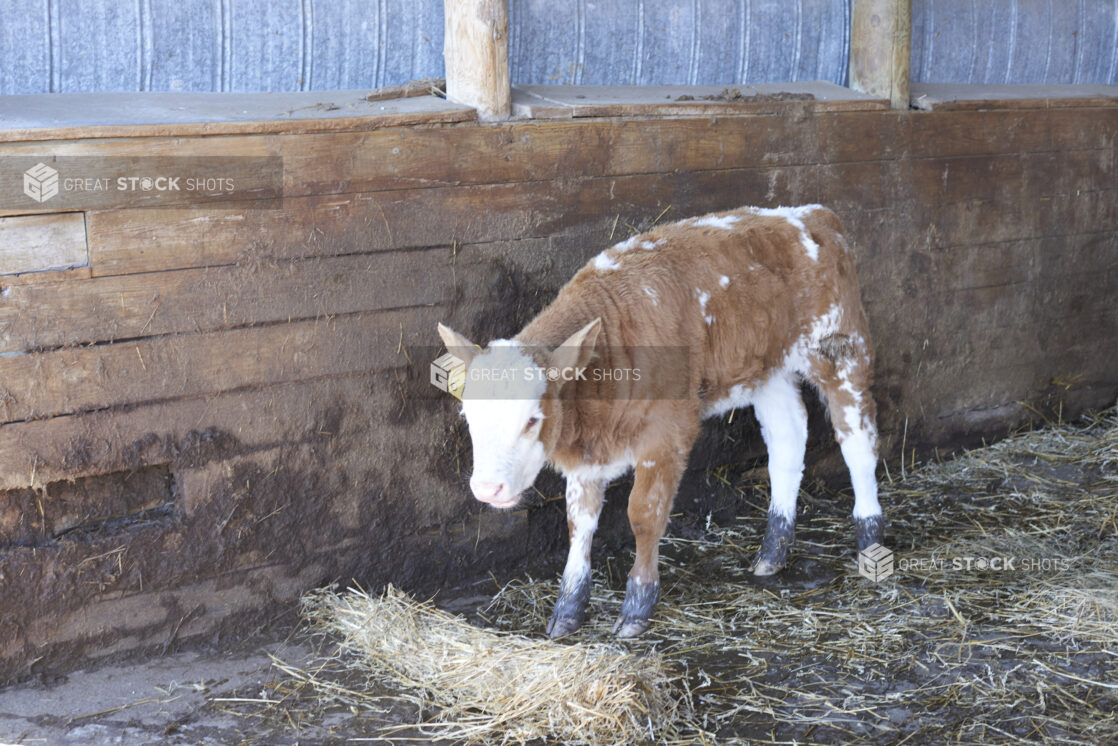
461 369 548 507
437 320 601 509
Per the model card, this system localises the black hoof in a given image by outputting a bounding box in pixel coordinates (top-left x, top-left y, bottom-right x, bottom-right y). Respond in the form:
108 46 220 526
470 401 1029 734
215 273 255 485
612 576 659 638
854 514 886 552
548 573 591 638
547 614 583 638
752 513 795 576
613 617 651 638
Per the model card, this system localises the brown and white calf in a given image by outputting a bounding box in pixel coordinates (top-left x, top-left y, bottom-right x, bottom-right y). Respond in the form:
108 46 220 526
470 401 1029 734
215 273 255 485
438 204 884 638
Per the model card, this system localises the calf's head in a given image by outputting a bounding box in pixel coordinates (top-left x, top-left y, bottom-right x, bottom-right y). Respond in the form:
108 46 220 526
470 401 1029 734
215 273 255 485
437 319 601 508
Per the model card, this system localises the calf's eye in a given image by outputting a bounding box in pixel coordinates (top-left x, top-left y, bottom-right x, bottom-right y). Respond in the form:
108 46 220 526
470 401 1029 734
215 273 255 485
525 416 541 430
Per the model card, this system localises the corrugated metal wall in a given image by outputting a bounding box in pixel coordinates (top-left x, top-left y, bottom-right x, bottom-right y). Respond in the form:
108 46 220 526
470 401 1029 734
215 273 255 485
911 0 1118 84
508 0 850 86
1 0 1116 95
0 0 447 94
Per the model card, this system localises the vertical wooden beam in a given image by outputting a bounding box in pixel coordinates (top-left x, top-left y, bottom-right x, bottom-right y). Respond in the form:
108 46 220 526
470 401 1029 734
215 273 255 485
849 0 912 109
443 0 511 121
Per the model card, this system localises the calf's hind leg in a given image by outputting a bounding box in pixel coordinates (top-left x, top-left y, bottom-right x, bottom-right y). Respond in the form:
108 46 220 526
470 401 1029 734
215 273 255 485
812 340 885 551
751 375 809 576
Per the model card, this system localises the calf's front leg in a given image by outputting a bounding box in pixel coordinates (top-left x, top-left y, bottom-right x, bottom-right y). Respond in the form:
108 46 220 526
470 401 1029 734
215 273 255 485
613 450 688 638
547 477 605 638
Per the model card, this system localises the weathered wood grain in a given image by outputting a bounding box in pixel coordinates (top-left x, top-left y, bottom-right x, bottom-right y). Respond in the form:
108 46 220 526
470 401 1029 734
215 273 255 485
0 212 87 275
0 465 171 547
83 176 660 276
0 375 375 490
3 546 331 675
850 0 911 109
5 106 1111 220
0 248 454 353
0 116 836 215
0 307 434 423
511 82 888 118
83 147 1118 277
444 0 510 121
0 234 574 352
0 93 475 143
911 83 1118 111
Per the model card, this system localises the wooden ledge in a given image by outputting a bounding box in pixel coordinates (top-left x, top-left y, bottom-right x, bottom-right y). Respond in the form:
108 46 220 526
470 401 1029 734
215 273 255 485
911 83 1118 111
511 82 888 119
0 90 476 142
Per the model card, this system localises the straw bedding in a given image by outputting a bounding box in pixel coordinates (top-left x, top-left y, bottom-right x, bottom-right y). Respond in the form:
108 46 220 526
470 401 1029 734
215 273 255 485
293 585 682 744
217 404 1117 743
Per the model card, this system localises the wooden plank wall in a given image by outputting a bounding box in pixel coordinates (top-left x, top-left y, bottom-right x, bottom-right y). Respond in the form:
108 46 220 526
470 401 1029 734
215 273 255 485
0 102 1115 680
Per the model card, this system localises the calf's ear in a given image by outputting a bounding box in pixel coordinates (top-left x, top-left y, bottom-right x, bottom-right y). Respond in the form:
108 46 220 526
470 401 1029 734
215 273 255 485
550 317 602 376
437 323 479 365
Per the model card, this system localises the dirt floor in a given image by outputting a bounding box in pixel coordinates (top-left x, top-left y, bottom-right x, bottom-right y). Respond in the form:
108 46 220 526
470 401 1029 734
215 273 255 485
2 407 1115 745
0 639 307 744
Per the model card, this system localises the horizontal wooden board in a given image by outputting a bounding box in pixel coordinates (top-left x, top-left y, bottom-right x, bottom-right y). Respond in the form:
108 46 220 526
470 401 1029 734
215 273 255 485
5 106 1113 219
0 374 377 490
0 235 570 352
0 464 172 547
0 116 834 216
14 554 330 671
1041 108 1118 151
0 306 436 423
84 149 1118 277
0 247 460 353
84 164 860 276
0 265 92 286
0 93 475 142
851 191 1117 259
0 212 87 275
511 82 889 118
274 114 839 194
911 83 1118 111
84 178 639 276
817 109 1054 162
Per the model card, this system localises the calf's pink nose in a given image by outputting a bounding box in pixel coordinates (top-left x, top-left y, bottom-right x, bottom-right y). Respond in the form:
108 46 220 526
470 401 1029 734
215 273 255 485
470 479 508 503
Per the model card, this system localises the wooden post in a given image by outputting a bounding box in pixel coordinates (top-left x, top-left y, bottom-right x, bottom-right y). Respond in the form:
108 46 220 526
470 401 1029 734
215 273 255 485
443 0 510 121
849 0 912 109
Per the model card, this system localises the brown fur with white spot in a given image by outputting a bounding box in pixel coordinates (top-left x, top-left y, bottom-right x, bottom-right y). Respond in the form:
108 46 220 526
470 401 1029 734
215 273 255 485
438 204 883 638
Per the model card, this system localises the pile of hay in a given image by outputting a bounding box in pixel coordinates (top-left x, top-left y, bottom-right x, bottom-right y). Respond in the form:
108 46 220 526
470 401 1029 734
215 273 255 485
284 585 684 744
218 404 1116 743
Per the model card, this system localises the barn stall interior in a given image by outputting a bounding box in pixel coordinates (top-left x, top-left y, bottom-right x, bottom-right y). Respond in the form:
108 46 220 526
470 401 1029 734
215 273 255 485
0 0 1116 742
